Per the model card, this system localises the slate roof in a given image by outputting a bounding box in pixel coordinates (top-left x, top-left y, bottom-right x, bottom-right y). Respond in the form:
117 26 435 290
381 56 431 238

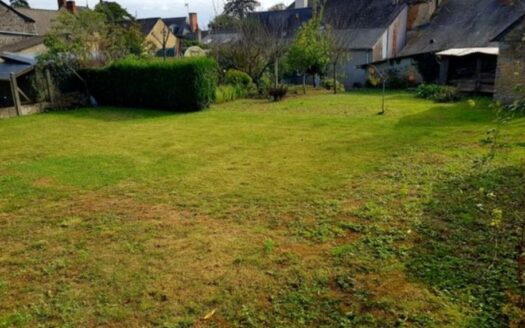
332 28 386 50
0 1 34 22
399 0 525 56
323 0 407 29
163 16 188 36
0 35 45 52
248 8 312 37
16 8 59 35
202 32 240 45
134 17 161 35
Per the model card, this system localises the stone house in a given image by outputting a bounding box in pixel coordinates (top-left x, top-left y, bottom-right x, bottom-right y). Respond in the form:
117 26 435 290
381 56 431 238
365 0 525 94
494 15 525 103
234 0 410 88
0 1 37 48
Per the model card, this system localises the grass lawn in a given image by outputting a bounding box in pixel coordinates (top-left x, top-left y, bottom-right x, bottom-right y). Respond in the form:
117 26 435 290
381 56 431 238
0 90 524 327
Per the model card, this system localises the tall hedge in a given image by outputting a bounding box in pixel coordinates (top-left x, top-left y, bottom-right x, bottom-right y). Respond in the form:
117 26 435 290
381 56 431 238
82 57 217 111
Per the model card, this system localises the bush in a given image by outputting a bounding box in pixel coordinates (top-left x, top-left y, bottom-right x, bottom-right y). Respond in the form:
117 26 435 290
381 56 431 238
268 85 288 101
224 69 257 98
224 69 252 89
82 57 217 111
321 78 345 93
215 85 238 104
416 84 461 103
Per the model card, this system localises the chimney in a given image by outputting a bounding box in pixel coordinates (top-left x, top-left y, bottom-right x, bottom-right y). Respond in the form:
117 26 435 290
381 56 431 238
188 12 198 33
58 0 66 9
295 0 307 8
66 0 77 14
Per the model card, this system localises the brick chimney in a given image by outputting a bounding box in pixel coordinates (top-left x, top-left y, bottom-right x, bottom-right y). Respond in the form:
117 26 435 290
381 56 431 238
188 12 198 33
66 0 77 14
58 0 66 9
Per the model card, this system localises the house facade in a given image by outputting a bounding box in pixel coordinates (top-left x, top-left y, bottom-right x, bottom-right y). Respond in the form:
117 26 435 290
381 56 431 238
494 15 525 103
133 18 179 56
0 1 37 47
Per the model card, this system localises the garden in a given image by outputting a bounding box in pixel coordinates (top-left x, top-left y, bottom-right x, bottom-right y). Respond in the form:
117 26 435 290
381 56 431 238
1 90 524 327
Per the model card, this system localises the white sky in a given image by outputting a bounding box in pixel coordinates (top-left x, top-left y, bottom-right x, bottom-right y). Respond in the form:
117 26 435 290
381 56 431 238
28 0 294 28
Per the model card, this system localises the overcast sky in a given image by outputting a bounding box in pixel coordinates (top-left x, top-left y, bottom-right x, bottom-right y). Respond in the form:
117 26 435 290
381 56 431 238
28 0 294 28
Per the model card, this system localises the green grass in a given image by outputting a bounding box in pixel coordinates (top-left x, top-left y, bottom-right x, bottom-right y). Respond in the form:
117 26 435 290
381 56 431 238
0 90 524 327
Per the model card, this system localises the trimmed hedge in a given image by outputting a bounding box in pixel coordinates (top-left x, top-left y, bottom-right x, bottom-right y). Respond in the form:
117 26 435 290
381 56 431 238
82 57 217 111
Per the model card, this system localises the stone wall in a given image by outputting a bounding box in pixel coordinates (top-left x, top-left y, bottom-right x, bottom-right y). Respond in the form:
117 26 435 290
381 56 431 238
0 5 37 46
0 102 49 119
494 18 525 103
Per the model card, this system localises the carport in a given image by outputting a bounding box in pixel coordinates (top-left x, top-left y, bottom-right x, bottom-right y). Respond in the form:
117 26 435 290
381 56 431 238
0 52 36 115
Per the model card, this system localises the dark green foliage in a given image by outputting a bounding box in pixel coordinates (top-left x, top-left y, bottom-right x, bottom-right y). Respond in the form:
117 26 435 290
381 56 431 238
268 85 288 101
82 57 217 111
416 84 461 103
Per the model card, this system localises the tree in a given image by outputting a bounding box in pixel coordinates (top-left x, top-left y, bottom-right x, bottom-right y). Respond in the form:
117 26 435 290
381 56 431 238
10 0 29 7
223 0 260 19
208 14 239 31
367 65 388 115
268 2 286 11
287 11 330 93
211 18 288 89
95 1 134 22
39 10 148 101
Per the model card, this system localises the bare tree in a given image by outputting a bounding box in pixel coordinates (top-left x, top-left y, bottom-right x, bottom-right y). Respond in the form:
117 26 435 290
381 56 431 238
211 17 288 88
152 24 172 60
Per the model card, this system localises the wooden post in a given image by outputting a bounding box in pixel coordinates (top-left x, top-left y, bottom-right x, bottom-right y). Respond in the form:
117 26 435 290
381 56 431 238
45 69 55 103
439 58 449 85
475 57 482 93
9 73 21 116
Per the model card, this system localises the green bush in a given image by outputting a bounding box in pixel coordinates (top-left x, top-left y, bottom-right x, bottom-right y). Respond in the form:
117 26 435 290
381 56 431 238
224 69 252 89
224 69 256 98
82 57 217 111
215 85 238 104
321 78 345 93
416 84 461 103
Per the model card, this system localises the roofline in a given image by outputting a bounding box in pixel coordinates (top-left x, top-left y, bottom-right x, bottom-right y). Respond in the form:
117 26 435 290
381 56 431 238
492 14 525 41
0 0 36 23
249 7 313 15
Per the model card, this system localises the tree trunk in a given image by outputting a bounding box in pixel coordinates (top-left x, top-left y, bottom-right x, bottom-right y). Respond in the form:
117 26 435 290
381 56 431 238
333 62 337 95
302 73 306 94
274 58 279 88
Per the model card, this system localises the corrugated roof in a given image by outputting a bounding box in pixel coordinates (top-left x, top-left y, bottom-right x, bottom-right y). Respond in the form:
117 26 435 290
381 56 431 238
0 52 35 80
436 47 499 57
400 0 525 56
0 62 32 80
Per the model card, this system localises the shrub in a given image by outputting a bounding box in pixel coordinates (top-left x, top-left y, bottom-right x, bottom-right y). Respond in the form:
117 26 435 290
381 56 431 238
215 85 237 104
82 57 217 111
268 85 288 101
321 78 345 93
224 69 252 89
416 84 461 103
